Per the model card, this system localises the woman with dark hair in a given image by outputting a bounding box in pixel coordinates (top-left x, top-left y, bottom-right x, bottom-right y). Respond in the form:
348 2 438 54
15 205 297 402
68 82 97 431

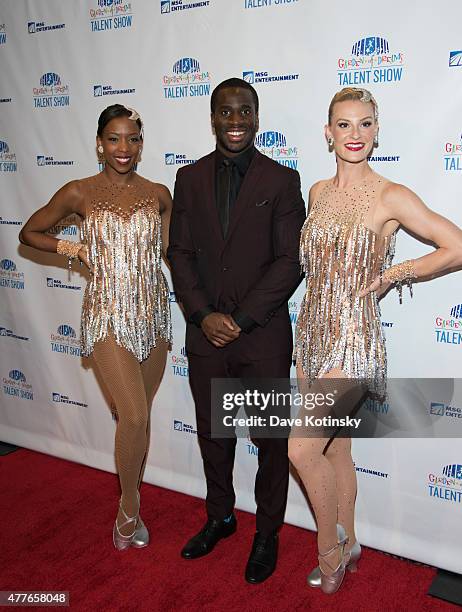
20 104 172 550
289 87 462 594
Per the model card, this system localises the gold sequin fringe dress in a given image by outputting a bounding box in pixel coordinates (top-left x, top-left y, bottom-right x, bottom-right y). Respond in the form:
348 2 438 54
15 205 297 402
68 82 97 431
80 175 172 362
295 175 396 397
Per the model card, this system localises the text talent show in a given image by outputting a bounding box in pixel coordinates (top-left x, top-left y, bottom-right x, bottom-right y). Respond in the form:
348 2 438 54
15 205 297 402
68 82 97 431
1 0 461 609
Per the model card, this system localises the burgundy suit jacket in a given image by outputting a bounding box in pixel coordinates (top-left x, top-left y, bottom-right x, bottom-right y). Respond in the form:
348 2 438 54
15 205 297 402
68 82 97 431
168 149 306 359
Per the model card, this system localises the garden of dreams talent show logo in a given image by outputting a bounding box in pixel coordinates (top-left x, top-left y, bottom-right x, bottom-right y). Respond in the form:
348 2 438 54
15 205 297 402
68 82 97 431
444 134 462 171
171 346 188 377
163 58 211 99
33 73 70 108
0 23 6 45
255 131 298 169
3 370 33 400
161 0 210 13
0 259 24 289
337 36 404 86
28 19 65 34
89 0 133 31
0 141 17 172
50 324 82 357
245 0 298 6
428 464 462 503
47 214 79 238
434 304 462 345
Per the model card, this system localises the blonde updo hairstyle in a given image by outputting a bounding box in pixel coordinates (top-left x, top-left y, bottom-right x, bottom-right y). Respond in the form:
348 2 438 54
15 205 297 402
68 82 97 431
328 87 379 125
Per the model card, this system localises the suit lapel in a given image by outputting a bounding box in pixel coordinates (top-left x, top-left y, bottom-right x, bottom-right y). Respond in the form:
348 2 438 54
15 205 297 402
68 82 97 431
202 152 224 247
225 151 264 245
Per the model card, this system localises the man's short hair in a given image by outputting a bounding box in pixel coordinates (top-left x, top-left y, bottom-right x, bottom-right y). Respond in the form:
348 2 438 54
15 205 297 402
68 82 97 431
210 78 259 113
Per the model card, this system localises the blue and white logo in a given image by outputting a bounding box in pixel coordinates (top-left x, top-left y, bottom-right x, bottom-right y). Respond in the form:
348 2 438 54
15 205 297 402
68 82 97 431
3 369 33 400
255 130 298 169
450 304 462 318
0 326 29 341
51 324 81 357
0 24 6 45
46 277 81 291
163 57 211 99
0 140 17 173
52 391 88 408
33 72 70 108
428 464 462 503
449 51 462 67
37 155 74 167
164 152 196 166
337 36 404 86
89 0 133 32
429 401 462 419
93 83 135 97
27 19 65 34
0 258 24 289
173 419 196 434
242 67 299 85
161 0 210 14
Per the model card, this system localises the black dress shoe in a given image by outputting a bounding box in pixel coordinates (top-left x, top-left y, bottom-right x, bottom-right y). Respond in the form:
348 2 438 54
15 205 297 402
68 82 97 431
181 515 237 559
245 531 278 584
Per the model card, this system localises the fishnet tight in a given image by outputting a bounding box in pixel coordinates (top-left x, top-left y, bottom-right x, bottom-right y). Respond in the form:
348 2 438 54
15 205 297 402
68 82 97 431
92 332 168 534
288 367 365 573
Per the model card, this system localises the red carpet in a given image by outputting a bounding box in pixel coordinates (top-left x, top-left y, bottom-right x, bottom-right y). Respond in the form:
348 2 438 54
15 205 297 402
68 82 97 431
0 449 458 611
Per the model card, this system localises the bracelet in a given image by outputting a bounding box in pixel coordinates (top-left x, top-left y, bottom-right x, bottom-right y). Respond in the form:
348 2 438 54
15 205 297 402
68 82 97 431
381 259 417 304
56 240 84 269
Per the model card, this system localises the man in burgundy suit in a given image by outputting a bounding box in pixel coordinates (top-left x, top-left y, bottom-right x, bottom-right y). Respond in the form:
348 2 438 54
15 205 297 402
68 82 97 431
168 78 305 583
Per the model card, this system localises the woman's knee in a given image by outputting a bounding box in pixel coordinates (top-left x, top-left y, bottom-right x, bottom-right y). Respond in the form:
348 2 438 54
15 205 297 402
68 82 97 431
288 437 325 469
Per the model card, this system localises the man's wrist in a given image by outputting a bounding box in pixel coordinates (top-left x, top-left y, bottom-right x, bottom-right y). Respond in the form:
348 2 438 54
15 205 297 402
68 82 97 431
231 308 258 333
191 305 217 327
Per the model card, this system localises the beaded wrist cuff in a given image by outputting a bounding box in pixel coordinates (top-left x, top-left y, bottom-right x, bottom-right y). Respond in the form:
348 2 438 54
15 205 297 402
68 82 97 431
382 259 417 304
56 240 84 269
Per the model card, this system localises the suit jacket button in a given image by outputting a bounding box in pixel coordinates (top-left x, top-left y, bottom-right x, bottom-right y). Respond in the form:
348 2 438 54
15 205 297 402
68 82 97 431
222 267 229 272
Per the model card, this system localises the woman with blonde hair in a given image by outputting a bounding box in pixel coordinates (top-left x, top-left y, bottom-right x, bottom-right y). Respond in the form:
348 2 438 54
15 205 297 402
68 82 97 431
289 87 462 593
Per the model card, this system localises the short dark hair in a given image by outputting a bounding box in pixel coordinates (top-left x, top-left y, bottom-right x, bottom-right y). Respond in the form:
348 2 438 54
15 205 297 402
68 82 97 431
210 78 259 113
97 104 143 138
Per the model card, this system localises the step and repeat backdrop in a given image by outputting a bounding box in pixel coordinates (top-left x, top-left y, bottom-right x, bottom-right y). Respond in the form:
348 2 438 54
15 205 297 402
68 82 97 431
1 0 461 573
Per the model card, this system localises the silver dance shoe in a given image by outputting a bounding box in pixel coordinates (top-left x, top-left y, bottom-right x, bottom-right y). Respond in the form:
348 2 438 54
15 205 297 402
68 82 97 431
132 517 149 548
314 524 349 595
113 502 138 551
307 525 361 587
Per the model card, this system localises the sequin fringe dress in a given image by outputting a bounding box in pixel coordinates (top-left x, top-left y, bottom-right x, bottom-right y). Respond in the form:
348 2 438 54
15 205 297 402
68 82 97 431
295 175 396 397
80 175 172 362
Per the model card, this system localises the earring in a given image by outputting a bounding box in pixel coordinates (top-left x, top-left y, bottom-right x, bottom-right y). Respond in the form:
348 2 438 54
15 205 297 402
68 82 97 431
97 145 104 154
138 150 142 162
327 137 334 147
374 134 379 146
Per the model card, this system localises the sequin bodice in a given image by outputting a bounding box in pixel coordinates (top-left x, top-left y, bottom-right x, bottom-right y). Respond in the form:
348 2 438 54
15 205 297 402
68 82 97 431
80 175 171 362
295 174 395 395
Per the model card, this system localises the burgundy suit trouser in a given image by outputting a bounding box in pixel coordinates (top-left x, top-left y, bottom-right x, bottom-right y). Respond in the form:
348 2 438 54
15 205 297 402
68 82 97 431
188 347 290 536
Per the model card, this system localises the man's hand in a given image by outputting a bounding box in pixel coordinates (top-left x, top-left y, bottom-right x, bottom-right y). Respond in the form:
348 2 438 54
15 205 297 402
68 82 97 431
201 313 240 348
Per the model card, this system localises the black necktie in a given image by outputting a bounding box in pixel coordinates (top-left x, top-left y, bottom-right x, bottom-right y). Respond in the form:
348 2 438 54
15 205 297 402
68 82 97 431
217 159 235 238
